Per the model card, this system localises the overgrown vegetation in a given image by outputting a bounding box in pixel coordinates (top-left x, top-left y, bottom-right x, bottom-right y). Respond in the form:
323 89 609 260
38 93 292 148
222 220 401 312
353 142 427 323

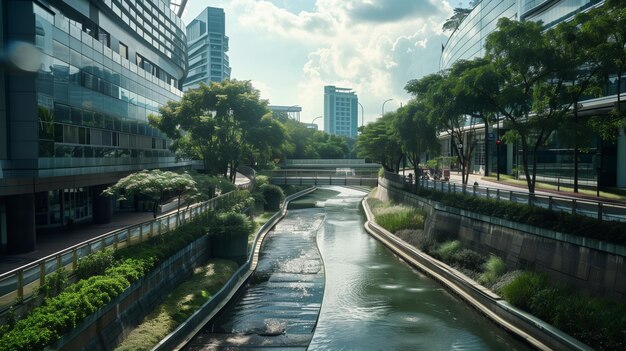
366 197 425 233
114 259 238 351
502 272 626 350
258 184 284 211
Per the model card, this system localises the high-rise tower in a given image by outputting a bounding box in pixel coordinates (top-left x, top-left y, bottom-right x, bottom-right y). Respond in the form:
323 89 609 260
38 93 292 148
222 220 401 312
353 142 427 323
323 86 358 138
183 7 231 90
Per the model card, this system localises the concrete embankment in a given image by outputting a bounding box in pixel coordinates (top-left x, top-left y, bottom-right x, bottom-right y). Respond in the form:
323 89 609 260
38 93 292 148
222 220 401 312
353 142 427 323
368 180 595 351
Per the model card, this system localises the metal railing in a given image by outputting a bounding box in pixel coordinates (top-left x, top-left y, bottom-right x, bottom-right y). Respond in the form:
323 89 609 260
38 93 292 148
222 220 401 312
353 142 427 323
264 169 380 178
384 171 626 223
0 188 248 313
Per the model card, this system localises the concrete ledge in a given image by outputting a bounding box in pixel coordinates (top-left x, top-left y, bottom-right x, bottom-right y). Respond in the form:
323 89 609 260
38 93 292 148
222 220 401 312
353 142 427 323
154 187 318 351
361 198 592 351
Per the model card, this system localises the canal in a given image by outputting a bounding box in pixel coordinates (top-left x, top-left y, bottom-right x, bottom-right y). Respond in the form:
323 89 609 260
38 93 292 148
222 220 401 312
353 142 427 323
185 186 531 350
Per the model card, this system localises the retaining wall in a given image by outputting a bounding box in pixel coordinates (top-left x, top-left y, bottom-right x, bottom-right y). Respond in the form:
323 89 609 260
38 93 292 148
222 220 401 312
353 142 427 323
377 177 626 303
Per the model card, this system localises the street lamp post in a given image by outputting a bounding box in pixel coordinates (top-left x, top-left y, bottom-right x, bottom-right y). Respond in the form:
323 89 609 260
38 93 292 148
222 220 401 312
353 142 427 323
357 102 364 127
382 99 393 118
312 116 323 130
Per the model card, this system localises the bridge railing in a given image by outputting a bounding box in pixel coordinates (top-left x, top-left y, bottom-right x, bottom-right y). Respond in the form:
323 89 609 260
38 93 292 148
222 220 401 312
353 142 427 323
264 169 380 178
0 172 256 314
383 171 626 222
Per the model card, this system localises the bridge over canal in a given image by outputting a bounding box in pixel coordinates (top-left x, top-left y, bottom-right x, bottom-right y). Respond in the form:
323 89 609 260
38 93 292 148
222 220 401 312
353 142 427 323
265 159 380 187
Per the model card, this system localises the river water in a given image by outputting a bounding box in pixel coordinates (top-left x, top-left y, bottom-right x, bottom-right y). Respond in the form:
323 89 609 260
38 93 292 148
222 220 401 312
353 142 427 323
186 186 530 350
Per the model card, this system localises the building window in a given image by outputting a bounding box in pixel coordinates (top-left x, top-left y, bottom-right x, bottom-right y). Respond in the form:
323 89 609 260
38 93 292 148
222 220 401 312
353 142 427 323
119 42 128 59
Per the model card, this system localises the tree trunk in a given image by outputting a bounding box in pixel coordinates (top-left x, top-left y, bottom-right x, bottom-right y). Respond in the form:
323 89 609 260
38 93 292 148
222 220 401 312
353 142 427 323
152 201 158 219
573 101 579 193
484 119 490 176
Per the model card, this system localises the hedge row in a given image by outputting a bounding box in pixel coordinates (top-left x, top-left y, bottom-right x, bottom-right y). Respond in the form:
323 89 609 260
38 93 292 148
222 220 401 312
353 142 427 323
0 259 151 351
412 187 626 245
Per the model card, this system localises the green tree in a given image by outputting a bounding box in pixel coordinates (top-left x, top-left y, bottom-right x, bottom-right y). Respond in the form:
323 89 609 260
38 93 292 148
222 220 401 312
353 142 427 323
103 170 198 218
356 114 403 172
482 18 569 193
150 80 269 182
546 19 605 192
442 8 472 33
407 71 478 184
246 114 289 167
391 101 440 177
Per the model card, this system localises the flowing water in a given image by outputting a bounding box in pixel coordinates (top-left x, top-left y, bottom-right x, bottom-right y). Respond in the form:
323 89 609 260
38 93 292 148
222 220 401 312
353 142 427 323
186 186 531 350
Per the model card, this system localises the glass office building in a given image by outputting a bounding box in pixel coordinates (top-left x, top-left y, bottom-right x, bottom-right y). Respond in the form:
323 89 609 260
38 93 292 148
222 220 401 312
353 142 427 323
439 0 626 189
0 0 189 253
324 86 358 139
183 7 231 90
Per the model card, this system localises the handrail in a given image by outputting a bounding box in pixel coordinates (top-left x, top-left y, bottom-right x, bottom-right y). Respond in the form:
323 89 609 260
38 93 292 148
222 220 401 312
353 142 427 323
0 175 254 313
383 171 626 223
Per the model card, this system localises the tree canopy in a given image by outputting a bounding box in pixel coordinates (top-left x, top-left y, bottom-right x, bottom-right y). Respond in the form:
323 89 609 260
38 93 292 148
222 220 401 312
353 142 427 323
103 170 198 218
149 80 272 182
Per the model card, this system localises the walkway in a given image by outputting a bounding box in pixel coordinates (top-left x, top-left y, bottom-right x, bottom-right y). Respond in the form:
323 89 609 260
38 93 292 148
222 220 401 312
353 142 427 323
447 172 625 204
0 173 251 274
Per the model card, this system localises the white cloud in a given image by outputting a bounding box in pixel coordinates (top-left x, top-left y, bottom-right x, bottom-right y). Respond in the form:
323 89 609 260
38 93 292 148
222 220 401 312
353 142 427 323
183 0 456 124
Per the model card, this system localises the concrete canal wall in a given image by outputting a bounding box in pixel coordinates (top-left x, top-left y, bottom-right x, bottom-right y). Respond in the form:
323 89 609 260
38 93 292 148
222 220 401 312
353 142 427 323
376 177 626 304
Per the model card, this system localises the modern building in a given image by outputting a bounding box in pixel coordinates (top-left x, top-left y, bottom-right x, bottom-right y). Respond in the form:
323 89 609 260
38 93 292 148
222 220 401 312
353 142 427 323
268 105 302 122
439 0 626 188
0 0 189 253
323 86 358 138
183 7 231 90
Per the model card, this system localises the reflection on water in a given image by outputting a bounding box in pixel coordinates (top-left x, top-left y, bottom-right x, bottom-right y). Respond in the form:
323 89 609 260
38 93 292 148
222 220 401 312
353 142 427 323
308 186 530 351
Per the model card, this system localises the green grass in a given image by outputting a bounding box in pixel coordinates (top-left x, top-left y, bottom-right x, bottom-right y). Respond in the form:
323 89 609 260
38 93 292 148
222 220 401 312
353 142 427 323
367 198 425 233
114 259 238 351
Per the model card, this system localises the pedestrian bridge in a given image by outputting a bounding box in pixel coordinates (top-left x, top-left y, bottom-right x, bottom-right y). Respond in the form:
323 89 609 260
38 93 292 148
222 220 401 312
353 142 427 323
266 159 380 187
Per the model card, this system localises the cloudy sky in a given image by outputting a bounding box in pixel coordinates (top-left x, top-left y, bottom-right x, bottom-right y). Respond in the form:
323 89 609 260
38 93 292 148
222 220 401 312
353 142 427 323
181 0 468 125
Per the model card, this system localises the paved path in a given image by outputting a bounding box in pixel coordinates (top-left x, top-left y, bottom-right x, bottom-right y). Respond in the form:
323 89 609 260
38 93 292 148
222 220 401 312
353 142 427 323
0 173 251 275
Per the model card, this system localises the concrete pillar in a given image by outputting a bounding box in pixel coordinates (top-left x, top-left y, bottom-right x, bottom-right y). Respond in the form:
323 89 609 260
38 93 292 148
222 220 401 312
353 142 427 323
92 185 113 224
6 192 36 253
617 129 626 188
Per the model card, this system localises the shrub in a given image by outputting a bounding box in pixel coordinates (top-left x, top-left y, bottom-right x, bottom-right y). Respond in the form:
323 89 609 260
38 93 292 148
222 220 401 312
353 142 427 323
478 256 507 287
501 271 548 311
36 269 69 299
75 249 116 280
490 270 523 295
0 259 150 351
450 249 485 272
434 240 461 261
259 184 284 211
213 212 254 238
394 229 436 252
255 175 269 187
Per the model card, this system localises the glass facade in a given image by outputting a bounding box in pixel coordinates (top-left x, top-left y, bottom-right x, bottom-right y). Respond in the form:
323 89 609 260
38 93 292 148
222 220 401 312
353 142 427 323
183 7 231 90
0 0 190 240
438 0 626 187
33 1 186 175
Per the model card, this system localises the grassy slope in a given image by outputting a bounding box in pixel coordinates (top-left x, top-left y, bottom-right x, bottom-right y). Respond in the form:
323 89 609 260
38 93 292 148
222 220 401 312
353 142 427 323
115 259 238 351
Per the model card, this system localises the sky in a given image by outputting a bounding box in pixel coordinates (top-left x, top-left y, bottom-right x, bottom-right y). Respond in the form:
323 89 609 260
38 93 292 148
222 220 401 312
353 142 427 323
181 0 469 125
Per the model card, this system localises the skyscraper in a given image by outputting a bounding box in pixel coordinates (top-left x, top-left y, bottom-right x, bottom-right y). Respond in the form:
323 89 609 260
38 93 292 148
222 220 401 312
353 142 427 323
183 7 231 90
324 86 358 138
0 0 189 253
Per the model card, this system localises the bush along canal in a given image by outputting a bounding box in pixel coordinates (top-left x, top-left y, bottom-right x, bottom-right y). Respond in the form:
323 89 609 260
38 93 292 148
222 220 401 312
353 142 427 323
186 187 531 350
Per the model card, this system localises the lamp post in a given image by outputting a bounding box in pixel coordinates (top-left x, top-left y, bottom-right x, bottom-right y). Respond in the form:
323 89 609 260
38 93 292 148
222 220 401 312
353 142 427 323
357 102 364 127
382 99 393 117
312 116 323 131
